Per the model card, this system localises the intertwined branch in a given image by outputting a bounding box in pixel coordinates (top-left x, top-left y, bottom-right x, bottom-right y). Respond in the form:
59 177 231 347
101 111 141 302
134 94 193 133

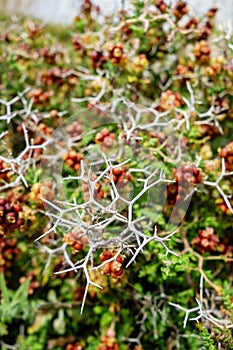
0 88 31 123
0 123 50 191
37 151 176 312
169 274 233 330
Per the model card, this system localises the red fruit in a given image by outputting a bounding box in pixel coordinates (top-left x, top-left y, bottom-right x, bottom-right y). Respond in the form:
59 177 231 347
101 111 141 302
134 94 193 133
112 167 122 176
91 51 101 62
74 163 81 171
66 159 74 167
116 255 124 264
100 250 113 262
67 150 77 160
96 189 105 199
111 267 123 279
95 132 104 143
73 242 83 251
101 128 110 137
112 174 118 183
111 260 122 273
103 262 112 274
155 0 167 12
13 203 22 213
0 198 6 206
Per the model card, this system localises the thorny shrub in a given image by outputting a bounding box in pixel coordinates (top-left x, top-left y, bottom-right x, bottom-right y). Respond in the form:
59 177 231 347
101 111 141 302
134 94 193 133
0 1 233 349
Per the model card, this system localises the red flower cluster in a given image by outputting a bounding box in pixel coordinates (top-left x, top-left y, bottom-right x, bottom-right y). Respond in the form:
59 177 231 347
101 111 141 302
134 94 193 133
173 1 188 20
41 67 77 86
159 90 184 111
167 165 202 204
109 44 124 64
215 197 233 215
27 88 54 105
17 121 53 160
199 124 220 138
0 197 24 235
35 122 53 151
182 17 198 30
219 141 233 171
37 46 63 64
66 121 83 138
197 19 215 41
175 165 202 201
192 227 233 255
175 62 194 83
29 181 54 206
192 227 220 253
98 328 119 350
63 150 84 172
95 128 116 151
0 159 14 182
99 250 124 279
205 56 226 76
175 165 202 187
108 166 131 188
155 0 167 13
91 51 107 69
194 41 211 63
82 178 105 201
66 343 83 350
63 231 88 251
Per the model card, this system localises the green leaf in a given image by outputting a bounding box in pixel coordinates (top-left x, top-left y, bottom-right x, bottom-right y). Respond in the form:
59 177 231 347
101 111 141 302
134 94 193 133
0 274 31 325
129 25 144 35
0 274 10 305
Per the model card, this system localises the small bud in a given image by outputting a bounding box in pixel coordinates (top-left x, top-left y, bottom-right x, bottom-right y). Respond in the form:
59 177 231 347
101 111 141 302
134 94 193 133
5 212 18 224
